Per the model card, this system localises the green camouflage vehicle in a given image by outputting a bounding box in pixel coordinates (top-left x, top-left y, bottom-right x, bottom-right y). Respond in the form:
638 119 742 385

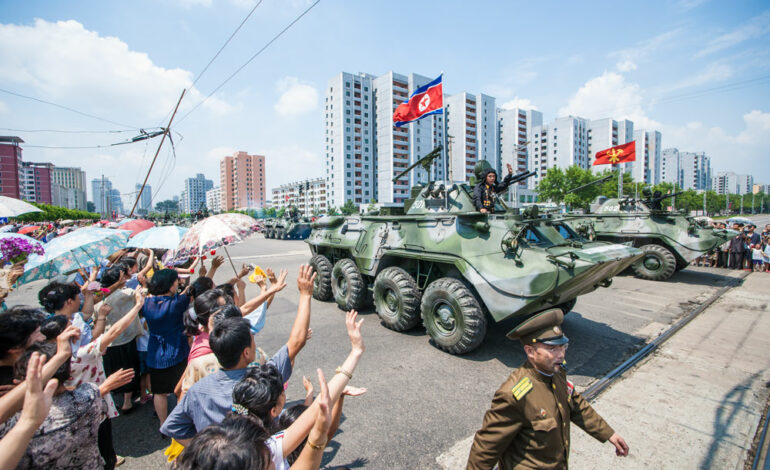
564 189 736 281
306 147 643 354
263 208 313 240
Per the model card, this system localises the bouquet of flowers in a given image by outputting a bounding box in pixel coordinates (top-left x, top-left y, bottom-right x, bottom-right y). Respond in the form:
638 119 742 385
0 237 45 265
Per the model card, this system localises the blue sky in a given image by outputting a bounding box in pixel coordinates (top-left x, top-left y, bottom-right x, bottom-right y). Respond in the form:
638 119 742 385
1 0 768 204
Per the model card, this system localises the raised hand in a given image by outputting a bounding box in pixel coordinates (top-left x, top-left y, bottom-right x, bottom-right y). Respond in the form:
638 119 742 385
303 375 314 396
134 288 146 304
18 352 58 428
270 269 288 293
211 256 225 269
56 325 81 356
296 264 316 296
237 264 250 279
266 267 277 285
346 310 364 353
100 369 135 396
342 385 367 397
506 162 514 175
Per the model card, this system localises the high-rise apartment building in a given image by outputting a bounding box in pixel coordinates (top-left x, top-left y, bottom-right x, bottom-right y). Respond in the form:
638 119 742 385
712 171 752 195
220 151 266 211
20 162 53 204
631 130 661 184
445 92 496 182
660 148 680 186
529 116 591 189
271 177 327 216
180 174 213 213
0 137 23 199
91 177 114 216
680 151 711 190
132 183 153 215
325 71 448 208
206 187 222 213
498 108 543 184
51 167 87 211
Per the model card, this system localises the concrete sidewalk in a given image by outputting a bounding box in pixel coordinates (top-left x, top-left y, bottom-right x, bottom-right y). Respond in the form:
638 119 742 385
438 272 770 469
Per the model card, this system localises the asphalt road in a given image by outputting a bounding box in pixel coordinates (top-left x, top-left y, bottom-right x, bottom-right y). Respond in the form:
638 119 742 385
4 233 753 469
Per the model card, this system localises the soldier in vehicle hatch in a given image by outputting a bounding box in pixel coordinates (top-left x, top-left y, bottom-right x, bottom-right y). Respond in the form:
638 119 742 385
473 163 515 213
467 309 629 470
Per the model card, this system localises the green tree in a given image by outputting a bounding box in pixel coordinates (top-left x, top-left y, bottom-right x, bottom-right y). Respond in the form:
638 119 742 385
366 198 378 213
155 200 179 213
327 206 339 216
264 207 276 217
340 200 359 215
86 201 95 213
276 208 286 218
13 202 100 222
536 165 624 209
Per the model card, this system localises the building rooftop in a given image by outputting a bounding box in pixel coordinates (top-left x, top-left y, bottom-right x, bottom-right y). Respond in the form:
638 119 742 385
0 136 24 144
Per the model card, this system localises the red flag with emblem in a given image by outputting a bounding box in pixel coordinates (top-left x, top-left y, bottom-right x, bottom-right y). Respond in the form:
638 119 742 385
593 141 636 166
393 75 443 127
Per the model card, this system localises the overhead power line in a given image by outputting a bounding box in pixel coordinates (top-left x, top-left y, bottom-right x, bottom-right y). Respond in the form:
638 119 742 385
0 127 134 134
176 0 322 125
0 87 140 129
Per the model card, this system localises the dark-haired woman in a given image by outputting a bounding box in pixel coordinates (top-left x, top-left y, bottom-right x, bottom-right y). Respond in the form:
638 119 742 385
142 269 190 427
38 277 96 351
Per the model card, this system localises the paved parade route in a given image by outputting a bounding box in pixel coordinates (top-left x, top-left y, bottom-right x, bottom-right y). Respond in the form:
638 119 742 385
6 235 764 469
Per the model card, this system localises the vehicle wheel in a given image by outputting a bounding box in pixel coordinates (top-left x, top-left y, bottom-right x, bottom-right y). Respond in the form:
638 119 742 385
421 278 487 354
373 267 421 331
631 244 677 281
675 257 689 272
557 298 577 315
309 254 333 301
267 229 274 239
332 259 367 310
282 230 289 240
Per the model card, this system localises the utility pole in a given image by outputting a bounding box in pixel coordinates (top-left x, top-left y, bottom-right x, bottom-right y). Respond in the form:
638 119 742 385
703 190 707 216
751 191 755 214
446 134 455 182
740 193 744 214
130 89 186 217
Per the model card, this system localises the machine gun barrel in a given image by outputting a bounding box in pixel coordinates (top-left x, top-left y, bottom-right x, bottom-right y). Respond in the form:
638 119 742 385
565 173 615 194
658 191 684 201
392 145 443 183
508 170 536 185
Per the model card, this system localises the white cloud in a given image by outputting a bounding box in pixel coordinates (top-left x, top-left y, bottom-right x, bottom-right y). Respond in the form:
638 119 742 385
558 72 662 129
653 62 733 95
616 59 637 72
273 77 318 117
0 100 8 114
501 97 539 111
263 144 322 189
205 146 237 163
695 10 770 58
610 29 683 70
665 110 770 181
0 19 235 123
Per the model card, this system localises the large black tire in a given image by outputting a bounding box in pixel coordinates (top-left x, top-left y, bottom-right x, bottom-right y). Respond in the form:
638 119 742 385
631 244 677 281
675 257 689 272
309 254 333 301
331 259 367 310
421 278 487 354
264 229 271 239
282 230 289 240
373 267 421 331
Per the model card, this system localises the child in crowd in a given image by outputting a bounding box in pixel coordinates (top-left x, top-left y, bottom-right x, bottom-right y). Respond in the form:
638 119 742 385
752 244 765 272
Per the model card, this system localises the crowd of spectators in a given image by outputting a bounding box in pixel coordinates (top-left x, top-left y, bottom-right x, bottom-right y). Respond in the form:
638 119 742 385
694 222 770 272
0 243 366 470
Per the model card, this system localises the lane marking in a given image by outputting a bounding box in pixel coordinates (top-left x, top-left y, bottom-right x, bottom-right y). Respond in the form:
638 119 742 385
228 250 308 260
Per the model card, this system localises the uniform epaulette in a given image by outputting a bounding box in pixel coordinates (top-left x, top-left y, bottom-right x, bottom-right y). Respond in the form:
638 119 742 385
511 376 532 401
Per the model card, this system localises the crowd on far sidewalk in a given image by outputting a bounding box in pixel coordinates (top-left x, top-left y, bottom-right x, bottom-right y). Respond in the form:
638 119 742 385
694 222 770 272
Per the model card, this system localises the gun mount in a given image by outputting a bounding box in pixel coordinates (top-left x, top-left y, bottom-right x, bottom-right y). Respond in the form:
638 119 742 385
392 145 443 183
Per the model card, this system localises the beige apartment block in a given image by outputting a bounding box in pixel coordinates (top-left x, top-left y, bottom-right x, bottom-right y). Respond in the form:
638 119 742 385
220 151 266 210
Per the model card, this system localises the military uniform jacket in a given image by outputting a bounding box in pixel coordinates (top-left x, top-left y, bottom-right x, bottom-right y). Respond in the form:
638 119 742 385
467 361 614 470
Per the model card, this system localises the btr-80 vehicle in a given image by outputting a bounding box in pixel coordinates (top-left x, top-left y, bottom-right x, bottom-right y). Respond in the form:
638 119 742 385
263 207 312 240
564 187 736 281
306 146 643 354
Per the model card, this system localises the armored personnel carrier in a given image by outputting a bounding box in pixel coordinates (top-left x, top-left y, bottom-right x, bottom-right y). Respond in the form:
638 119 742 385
263 207 312 240
306 146 643 354
564 187 736 281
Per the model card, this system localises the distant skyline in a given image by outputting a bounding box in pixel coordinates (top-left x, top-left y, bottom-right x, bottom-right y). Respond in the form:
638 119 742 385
1 0 768 204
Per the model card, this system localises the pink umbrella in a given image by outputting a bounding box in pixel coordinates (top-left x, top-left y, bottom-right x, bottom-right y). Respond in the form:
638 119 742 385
118 219 156 238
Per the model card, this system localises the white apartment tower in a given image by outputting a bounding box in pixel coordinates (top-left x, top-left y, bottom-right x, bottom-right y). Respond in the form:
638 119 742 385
529 116 590 189
271 177 327 216
374 72 446 205
498 107 543 185
325 72 377 209
660 148 680 186
680 151 711 190
631 130 661 184
445 93 496 182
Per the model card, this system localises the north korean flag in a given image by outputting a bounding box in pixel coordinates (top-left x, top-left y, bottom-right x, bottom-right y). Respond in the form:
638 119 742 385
393 75 443 127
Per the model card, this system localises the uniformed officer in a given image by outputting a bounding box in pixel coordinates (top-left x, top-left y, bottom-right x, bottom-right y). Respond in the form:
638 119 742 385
467 309 629 469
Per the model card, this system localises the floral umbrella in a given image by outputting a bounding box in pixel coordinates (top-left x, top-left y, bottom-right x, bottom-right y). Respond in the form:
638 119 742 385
127 225 188 250
18 226 40 235
20 227 130 284
0 196 43 218
163 213 259 265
